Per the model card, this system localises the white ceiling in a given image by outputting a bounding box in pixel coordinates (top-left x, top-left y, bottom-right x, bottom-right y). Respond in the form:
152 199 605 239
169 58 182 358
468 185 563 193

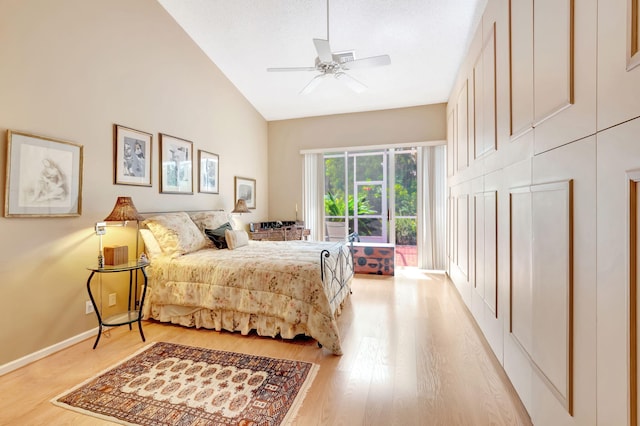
158 0 486 121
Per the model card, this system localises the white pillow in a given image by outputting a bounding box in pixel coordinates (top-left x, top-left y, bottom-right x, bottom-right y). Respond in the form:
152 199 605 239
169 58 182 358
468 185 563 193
139 229 163 259
225 229 249 250
142 212 208 257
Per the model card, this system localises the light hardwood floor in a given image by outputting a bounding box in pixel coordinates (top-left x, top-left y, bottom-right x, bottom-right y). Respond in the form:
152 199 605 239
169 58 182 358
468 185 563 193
0 270 531 425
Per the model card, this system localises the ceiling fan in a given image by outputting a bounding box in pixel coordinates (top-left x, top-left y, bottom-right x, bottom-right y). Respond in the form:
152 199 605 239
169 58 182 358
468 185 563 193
266 0 391 95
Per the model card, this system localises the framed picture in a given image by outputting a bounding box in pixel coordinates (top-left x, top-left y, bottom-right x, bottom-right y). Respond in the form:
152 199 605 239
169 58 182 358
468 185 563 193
114 124 152 187
159 133 193 194
4 130 83 217
198 150 219 194
234 176 256 209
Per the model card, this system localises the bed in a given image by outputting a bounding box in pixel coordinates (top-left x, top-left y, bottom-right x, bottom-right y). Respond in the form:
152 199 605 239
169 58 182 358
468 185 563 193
139 211 353 355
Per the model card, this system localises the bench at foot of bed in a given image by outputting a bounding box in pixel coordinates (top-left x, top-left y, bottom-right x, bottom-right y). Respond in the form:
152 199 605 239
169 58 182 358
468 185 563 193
351 242 395 276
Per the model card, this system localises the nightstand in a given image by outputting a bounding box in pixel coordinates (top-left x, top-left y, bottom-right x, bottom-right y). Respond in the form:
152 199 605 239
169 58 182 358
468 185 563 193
86 260 149 349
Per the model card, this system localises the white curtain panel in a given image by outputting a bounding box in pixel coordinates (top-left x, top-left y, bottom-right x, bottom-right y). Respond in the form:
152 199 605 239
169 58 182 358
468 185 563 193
419 145 447 270
303 153 325 241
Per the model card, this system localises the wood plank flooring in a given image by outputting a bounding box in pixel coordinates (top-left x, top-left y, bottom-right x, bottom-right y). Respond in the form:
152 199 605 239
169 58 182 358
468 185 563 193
0 270 531 425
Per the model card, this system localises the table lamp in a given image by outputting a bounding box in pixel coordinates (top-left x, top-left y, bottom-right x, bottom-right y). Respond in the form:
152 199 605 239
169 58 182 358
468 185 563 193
104 196 144 223
231 199 249 214
96 196 144 267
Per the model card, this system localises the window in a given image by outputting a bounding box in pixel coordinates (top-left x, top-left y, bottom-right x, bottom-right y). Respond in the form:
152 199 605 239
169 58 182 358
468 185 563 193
324 148 417 266
304 145 446 270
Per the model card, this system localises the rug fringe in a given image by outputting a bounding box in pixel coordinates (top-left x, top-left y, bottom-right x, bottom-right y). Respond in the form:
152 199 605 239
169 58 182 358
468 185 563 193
280 362 320 425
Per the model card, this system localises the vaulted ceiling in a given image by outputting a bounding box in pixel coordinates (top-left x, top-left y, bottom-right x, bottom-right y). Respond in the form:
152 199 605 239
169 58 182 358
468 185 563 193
158 0 486 121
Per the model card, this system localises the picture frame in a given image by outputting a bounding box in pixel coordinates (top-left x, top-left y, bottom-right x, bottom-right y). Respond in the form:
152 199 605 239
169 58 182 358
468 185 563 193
4 130 83 217
234 176 256 209
198 150 219 194
114 124 152 187
159 133 193 194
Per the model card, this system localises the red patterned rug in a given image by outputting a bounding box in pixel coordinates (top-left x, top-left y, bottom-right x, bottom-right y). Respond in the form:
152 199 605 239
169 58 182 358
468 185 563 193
51 342 318 425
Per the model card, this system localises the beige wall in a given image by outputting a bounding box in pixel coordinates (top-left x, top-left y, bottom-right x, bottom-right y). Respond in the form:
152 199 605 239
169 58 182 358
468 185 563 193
267 104 446 221
0 1 446 370
0 0 268 365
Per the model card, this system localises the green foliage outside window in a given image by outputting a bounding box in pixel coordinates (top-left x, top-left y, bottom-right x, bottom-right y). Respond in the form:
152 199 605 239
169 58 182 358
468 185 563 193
396 218 417 245
324 191 377 235
394 152 417 245
324 192 376 216
324 150 418 244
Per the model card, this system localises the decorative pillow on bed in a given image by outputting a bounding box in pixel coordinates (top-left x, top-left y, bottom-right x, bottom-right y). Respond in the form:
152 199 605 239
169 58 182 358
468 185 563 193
189 210 233 247
189 210 231 230
204 222 233 249
225 229 249 250
142 212 208 257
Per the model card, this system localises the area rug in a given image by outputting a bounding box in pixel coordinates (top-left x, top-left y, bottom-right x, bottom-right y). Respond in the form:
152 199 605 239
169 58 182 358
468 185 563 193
51 342 318 425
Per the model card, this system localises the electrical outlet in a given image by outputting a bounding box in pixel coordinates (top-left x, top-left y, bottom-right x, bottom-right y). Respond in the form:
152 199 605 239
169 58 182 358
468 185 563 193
85 300 94 314
108 293 116 307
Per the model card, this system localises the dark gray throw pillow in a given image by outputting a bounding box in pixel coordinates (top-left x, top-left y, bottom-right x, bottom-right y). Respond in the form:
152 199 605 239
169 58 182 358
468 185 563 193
204 222 233 249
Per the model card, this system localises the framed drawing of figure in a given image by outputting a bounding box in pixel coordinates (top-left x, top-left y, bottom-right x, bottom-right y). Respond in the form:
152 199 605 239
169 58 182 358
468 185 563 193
4 130 83 217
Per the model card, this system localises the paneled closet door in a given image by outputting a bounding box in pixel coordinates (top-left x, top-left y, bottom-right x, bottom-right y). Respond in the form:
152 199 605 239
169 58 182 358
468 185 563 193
533 0 596 152
531 138 596 425
449 182 472 304
598 0 640 130
483 170 502 354
504 140 596 425
508 0 597 152
472 174 502 358
596 117 640 426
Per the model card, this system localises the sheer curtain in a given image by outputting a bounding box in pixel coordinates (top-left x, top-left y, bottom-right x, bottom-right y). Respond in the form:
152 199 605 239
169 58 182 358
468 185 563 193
419 145 447 270
303 153 325 241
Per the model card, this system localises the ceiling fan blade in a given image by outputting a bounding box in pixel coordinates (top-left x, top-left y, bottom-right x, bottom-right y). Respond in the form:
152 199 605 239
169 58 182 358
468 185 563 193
300 74 327 95
313 38 333 63
342 54 391 70
335 72 367 93
267 66 317 72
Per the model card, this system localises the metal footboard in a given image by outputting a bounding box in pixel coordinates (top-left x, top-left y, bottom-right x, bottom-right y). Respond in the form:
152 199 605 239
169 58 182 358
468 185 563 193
320 239 355 305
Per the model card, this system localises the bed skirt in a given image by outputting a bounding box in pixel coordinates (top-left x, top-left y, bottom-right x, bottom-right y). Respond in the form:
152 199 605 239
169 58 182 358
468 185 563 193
144 300 347 355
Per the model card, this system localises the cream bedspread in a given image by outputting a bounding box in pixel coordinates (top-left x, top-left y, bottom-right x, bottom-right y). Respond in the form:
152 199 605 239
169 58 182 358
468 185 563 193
142 240 352 354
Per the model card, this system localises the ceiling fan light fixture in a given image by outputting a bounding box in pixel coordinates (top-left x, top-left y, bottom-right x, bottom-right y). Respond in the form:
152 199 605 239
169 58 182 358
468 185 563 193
267 0 390 94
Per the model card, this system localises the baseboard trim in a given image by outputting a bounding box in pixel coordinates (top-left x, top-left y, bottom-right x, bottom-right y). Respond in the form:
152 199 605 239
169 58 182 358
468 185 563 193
0 328 98 376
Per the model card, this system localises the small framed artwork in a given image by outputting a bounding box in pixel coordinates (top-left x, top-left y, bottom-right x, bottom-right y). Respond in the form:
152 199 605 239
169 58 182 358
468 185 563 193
234 176 256 209
159 133 193 194
198 150 219 194
4 130 83 217
114 124 152 187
